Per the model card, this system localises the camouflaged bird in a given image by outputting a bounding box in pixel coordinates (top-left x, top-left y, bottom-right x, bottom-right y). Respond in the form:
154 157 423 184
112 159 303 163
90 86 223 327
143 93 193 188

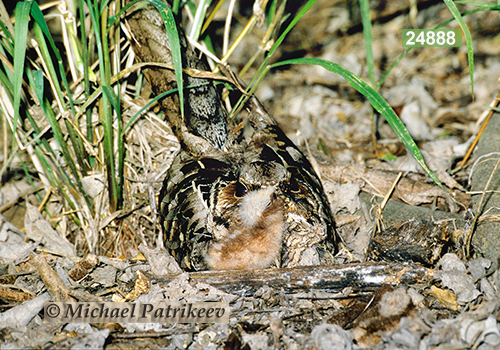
126 2 338 271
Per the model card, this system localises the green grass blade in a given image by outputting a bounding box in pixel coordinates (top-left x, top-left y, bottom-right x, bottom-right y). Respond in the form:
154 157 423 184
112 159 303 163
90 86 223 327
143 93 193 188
122 84 204 134
189 0 211 42
36 96 79 192
31 69 44 103
12 1 33 150
360 0 375 86
94 1 118 210
145 0 184 119
100 0 113 13
33 144 80 219
172 0 180 15
31 3 77 115
31 3 88 177
443 0 474 99
269 57 448 194
78 0 93 146
18 157 43 204
27 72 75 191
107 0 143 31
267 0 278 27
102 85 120 115
0 64 13 95
32 23 90 196
0 40 14 86
102 85 123 209
0 20 14 54
31 23 64 104
454 1 500 8
114 0 192 121
123 88 179 134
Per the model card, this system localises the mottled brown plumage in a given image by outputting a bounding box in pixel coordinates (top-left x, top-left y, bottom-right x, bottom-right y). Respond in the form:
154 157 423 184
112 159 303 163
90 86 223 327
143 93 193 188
125 2 338 271
159 100 339 271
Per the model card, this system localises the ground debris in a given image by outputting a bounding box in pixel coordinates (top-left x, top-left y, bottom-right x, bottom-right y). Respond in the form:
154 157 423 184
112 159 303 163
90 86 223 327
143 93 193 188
0 237 498 349
367 219 451 266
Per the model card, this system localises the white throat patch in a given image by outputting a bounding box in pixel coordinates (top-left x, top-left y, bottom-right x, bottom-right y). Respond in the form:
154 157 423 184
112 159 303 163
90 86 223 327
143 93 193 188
239 186 275 228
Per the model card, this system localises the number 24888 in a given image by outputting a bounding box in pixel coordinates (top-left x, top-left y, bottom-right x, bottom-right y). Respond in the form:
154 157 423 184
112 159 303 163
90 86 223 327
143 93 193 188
402 29 462 47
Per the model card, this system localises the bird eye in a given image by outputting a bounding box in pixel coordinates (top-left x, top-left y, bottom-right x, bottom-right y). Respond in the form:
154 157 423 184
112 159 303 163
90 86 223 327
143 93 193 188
289 177 300 192
234 182 248 198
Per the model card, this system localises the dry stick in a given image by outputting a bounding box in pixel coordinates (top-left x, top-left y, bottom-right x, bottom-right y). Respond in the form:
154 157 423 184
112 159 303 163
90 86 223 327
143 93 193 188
37 186 53 212
367 171 404 259
375 171 403 232
380 172 403 211
32 254 73 302
152 262 433 297
458 89 500 169
465 155 500 258
0 285 35 303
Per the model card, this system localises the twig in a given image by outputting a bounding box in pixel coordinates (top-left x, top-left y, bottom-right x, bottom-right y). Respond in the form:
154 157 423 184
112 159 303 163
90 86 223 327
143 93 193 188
151 262 433 297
